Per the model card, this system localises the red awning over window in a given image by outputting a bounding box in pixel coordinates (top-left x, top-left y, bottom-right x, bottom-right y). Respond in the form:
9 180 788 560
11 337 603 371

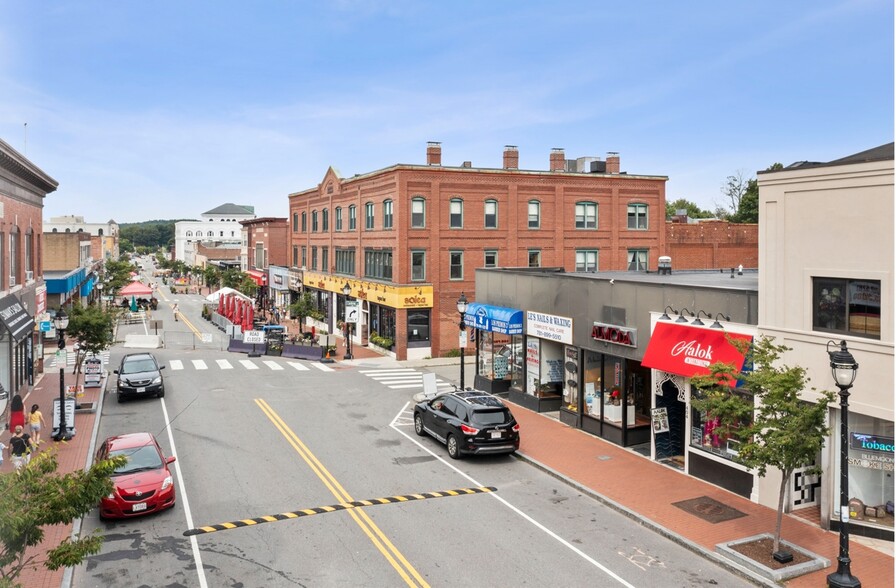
246 269 267 286
641 322 752 379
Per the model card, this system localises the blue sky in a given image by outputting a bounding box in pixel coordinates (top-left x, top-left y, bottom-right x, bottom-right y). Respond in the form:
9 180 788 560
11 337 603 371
1 1 892 223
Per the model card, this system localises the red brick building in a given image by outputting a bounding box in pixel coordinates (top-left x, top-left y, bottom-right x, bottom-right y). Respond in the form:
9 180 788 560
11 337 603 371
289 143 667 360
665 220 758 270
240 217 287 306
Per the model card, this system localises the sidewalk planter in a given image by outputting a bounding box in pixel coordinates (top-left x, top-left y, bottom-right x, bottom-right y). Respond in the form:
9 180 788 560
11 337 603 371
715 534 829 583
367 341 396 359
281 343 324 361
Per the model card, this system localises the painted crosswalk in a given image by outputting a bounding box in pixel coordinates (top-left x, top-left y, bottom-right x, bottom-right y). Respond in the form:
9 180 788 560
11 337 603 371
359 368 453 390
48 349 111 368
164 357 335 373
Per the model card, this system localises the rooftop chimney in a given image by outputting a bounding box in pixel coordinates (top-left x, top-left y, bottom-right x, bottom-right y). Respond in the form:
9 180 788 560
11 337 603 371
549 148 565 172
427 141 442 166
606 152 620 174
503 145 519 169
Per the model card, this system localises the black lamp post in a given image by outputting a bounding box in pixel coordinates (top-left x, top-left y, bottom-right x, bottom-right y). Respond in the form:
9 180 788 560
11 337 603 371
341 282 353 360
826 339 860 588
457 292 468 390
53 308 71 442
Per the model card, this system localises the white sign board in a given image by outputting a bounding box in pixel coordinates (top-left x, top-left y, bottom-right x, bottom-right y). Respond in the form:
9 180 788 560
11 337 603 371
459 330 468 348
526 311 573 344
243 330 265 344
345 300 360 324
52 398 76 437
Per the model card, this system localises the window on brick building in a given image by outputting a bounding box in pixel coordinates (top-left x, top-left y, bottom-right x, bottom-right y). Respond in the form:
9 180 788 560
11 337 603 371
628 203 648 230
627 249 648 271
349 205 357 230
301 212 307 232
575 202 597 229
312 211 319 232
364 249 393 280
25 229 32 275
450 199 463 229
254 242 265 269
322 208 329 232
335 207 343 231
292 213 298 232
528 250 541 267
301 246 307 267
411 197 425 228
528 200 540 229
322 247 329 272
449 250 463 279
383 200 393 229
484 199 498 229
365 203 375 230
335 248 356 275
576 250 598 272
292 245 299 268
411 250 426 281
484 250 498 267
311 246 318 270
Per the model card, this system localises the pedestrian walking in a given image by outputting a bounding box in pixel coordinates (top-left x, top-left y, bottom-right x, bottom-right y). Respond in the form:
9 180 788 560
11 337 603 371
9 425 33 471
0 440 6 468
29 404 45 447
8 393 24 434
173 303 179 321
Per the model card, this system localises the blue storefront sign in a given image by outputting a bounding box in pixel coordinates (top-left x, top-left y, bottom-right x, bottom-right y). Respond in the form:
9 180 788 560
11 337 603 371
464 303 523 335
850 433 895 454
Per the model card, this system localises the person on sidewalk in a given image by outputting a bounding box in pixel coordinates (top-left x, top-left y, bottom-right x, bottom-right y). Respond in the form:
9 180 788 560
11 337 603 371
8 394 24 434
8 425 33 471
173 303 179 321
29 404 45 447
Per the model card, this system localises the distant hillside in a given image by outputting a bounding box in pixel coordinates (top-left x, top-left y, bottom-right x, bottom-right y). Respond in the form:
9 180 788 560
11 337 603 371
120 219 194 250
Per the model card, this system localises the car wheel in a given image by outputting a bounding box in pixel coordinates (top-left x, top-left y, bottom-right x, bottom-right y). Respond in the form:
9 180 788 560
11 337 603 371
158 389 165 398
414 414 426 437
446 434 461 460
117 393 125 403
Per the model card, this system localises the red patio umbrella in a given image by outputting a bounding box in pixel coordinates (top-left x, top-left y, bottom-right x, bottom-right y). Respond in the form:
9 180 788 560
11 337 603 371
227 295 234 321
246 305 254 331
217 293 224 316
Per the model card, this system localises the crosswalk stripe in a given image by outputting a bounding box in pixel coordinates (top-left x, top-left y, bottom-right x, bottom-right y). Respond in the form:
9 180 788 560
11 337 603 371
239 360 259 370
310 362 334 372
263 360 284 371
169 360 184 370
288 362 310 371
192 360 208 370
358 369 418 374
216 359 233 369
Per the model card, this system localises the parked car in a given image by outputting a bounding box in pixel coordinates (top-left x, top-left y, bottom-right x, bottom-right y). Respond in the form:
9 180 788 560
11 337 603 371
96 432 176 519
114 353 165 402
413 390 520 459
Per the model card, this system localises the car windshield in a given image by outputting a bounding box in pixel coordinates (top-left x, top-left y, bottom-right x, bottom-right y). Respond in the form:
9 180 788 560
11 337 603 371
472 409 510 426
110 444 164 474
122 358 157 374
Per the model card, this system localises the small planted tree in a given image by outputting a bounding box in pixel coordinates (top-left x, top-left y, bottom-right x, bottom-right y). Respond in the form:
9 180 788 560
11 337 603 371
63 304 116 379
691 335 835 556
289 292 316 333
0 451 126 586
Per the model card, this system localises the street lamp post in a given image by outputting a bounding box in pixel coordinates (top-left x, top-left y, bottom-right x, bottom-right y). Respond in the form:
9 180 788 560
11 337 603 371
95 281 103 309
53 309 71 442
457 292 468 390
827 339 860 588
341 283 353 360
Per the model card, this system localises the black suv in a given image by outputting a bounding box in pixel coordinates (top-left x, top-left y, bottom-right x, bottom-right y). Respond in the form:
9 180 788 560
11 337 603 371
114 353 165 402
413 390 520 459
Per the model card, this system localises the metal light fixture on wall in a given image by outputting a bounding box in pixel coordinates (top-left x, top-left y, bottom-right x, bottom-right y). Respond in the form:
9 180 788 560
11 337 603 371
693 310 712 326
676 307 694 323
826 339 860 588
710 313 731 329
659 305 676 321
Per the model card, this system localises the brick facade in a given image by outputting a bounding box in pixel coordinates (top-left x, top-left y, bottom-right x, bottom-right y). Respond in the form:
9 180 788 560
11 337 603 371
665 220 758 270
241 217 288 269
289 144 668 359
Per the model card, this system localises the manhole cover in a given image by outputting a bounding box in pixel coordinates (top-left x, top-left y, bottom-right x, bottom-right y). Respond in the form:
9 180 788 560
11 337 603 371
672 495 747 524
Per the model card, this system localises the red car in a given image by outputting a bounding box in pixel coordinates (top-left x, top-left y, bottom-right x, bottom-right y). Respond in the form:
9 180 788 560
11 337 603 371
96 432 176 519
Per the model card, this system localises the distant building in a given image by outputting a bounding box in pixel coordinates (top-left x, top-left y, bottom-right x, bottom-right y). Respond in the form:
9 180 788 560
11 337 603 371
239 217 288 309
44 215 119 261
174 203 256 262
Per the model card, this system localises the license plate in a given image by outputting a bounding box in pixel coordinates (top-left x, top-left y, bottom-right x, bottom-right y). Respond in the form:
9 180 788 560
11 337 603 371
132 502 147 512
136 387 146 392
490 431 503 439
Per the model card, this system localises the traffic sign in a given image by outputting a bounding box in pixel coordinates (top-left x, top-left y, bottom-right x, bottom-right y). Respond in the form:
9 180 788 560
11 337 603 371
243 330 265 344
346 300 360 324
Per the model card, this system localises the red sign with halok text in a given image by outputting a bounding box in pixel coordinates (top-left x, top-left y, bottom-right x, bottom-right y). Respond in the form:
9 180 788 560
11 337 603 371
641 322 752 379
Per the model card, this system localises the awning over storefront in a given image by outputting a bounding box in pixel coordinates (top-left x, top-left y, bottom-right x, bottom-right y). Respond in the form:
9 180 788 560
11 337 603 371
246 269 267 286
0 295 35 343
641 322 752 379
464 303 524 335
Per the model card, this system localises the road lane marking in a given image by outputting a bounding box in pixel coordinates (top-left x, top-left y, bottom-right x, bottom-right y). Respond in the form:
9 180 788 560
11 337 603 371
160 398 208 588
288 362 310 371
310 362 334 372
255 399 429 588
216 359 233 369
192 359 208 370
169 360 184 370
184 487 496 536
263 360 284 370
239 359 259 370
390 403 636 588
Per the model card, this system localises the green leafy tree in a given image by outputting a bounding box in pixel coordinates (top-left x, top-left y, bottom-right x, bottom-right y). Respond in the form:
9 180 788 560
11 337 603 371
691 335 835 555
237 277 258 299
289 292 316 331
219 269 243 289
202 266 220 293
731 163 783 223
665 198 715 220
63 305 116 377
0 451 126 586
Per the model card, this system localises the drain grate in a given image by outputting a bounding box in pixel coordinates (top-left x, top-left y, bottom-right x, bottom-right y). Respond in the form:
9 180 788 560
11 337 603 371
672 495 747 524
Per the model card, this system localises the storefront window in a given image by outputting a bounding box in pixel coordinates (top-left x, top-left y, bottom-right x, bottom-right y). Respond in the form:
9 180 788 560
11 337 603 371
689 388 752 461
836 413 894 529
508 335 524 390
407 310 430 347
369 303 396 341
477 331 511 381
564 346 579 409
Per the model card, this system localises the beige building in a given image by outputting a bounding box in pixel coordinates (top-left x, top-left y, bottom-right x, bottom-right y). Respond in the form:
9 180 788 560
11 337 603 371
758 143 893 540
44 215 119 261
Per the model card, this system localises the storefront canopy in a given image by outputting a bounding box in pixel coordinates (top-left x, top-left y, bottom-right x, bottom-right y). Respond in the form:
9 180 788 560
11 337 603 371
641 322 752 379
0 295 34 343
246 269 267 286
464 303 524 335
119 282 154 296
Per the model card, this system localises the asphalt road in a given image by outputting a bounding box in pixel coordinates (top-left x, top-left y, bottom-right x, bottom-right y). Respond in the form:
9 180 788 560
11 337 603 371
72 271 757 587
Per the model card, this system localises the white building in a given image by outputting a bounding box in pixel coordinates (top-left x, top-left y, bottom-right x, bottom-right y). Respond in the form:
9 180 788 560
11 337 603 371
44 215 119 260
173 203 255 262
758 142 893 541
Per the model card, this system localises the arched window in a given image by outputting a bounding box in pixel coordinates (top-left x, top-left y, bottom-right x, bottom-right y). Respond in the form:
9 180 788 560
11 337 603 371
186 231 193 237
207 231 214 237
383 199 393 229
627 203 648 230
575 201 597 229
312 210 319 232
349 205 357 230
449 198 463 228
301 212 307 232
484 199 497 229
528 200 540 229
365 202 375 229
411 197 425 228
322 208 329 232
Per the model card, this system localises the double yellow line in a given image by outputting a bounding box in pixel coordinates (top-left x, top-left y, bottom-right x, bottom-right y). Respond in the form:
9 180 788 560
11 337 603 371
255 398 429 588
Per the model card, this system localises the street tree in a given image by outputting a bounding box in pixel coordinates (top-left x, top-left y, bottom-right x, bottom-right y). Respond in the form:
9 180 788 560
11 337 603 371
0 451 126 587
289 292 316 332
690 335 834 556
202 266 220 294
717 170 750 220
63 304 116 378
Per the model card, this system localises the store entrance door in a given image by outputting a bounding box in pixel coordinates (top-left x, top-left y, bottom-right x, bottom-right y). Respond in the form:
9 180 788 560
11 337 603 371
655 379 686 470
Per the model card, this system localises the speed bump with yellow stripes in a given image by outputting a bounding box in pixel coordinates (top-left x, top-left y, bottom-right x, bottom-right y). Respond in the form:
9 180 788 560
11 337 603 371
184 486 497 536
